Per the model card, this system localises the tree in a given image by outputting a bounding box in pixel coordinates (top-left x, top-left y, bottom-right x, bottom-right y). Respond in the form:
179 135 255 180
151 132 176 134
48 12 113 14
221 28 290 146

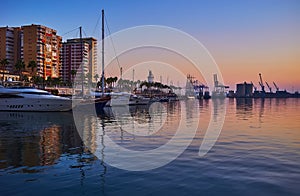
85 72 92 83
106 77 113 88
113 76 118 87
31 76 44 86
46 76 53 86
70 70 77 83
94 74 99 82
0 58 9 85
15 60 25 80
52 77 62 87
27 60 37 76
23 75 29 82
140 81 151 88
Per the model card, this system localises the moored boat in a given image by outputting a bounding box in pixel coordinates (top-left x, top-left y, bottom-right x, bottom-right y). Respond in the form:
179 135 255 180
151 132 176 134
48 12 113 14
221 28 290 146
129 94 151 105
0 86 73 112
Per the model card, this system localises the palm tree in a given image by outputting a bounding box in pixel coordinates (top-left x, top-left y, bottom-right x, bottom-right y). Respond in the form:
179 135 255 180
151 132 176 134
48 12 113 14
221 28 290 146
46 76 53 86
31 76 43 86
70 70 76 83
85 72 92 84
94 74 99 82
0 58 9 85
23 75 29 82
52 77 62 87
106 77 113 88
113 76 118 87
15 60 25 80
140 81 151 89
27 60 37 76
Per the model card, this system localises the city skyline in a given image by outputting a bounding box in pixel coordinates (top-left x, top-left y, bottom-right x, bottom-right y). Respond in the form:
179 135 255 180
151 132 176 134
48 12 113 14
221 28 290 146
1 0 299 91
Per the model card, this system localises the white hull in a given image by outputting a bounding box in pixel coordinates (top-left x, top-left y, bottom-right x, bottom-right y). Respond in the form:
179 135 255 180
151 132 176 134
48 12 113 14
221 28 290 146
129 96 150 105
91 91 150 106
0 98 72 111
0 87 73 112
107 92 131 107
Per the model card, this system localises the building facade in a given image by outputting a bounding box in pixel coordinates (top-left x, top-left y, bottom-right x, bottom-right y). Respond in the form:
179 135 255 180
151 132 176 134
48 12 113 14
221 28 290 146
0 24 62 80
0 27 21 72
61 37 97 83
236 82 253 97
21 24 62 79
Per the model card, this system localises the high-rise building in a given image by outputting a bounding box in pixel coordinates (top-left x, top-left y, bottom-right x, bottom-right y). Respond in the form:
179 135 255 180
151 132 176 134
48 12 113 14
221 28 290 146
0 24 62 79
21 24 62 79
61 37 97 83
0 26 21 72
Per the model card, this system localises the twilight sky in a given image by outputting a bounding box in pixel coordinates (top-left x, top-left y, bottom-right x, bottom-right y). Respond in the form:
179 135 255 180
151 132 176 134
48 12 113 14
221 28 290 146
1 0 300 91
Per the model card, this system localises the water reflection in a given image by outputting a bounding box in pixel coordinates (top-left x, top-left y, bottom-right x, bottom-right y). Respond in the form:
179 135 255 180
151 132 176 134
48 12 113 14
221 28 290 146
198 99 210 110
199 98 226 156
1 99 300 195
0 112 82 172
254 98 265 124
236 98 253 120
73 101 200 171
185 99 199 125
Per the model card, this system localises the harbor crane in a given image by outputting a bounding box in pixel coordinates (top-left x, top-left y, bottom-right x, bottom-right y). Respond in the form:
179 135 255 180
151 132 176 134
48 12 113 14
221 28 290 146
265 81 272 93
213 74 229 90
258 73 265 92
212 74 229 95
251 81 257 91
273 82 279 91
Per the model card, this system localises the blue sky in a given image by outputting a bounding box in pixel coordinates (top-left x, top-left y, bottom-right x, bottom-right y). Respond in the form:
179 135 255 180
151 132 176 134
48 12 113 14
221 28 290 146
2 0 299 40
1 0 300 89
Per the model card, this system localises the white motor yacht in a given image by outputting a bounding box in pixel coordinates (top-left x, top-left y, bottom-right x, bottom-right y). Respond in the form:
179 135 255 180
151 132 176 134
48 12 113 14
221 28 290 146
0 86 73 112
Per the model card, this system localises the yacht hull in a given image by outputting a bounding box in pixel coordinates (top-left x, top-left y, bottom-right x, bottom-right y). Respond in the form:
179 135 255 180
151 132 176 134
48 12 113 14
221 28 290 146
0 97 72 112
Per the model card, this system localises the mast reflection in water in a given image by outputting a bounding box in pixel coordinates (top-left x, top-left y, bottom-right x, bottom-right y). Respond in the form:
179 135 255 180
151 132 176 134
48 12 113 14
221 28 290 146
0 99 299 195
0 112 85 171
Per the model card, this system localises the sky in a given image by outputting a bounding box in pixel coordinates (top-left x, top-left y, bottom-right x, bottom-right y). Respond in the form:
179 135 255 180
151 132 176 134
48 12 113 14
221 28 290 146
1 0 300 91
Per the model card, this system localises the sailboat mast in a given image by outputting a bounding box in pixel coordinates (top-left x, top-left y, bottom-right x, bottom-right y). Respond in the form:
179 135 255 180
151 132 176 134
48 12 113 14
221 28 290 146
80 26 84 94
101 9 105 96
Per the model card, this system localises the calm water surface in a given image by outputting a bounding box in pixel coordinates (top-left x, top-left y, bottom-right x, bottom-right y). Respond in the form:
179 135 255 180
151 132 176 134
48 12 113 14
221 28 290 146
0 98 299 195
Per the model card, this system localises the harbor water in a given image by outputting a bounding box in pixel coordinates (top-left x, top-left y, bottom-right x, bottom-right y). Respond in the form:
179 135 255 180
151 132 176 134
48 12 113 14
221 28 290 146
0 98 299 195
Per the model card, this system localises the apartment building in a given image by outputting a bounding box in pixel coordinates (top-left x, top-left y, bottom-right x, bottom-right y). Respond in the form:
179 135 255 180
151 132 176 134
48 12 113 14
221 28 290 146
0 24 62 79
22 24 62 79
61 37 97 83
0 26 21 72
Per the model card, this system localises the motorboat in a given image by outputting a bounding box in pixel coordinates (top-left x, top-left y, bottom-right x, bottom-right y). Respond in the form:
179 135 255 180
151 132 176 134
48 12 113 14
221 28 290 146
0 86 73 112
129 94 150 105
91 90 151 106
72 94 110 113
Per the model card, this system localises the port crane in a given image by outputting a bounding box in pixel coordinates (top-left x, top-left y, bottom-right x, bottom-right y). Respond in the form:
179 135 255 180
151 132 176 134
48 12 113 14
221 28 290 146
273 82 279 91
265 81 272 93
185 74 209 98
251 81 257 91
258 73 265 92
211 74 229 98
213 74 229 89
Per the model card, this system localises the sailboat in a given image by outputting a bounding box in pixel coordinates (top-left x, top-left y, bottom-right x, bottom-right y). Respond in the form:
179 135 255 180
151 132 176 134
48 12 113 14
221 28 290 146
73 10 110 111
91 10 150 107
